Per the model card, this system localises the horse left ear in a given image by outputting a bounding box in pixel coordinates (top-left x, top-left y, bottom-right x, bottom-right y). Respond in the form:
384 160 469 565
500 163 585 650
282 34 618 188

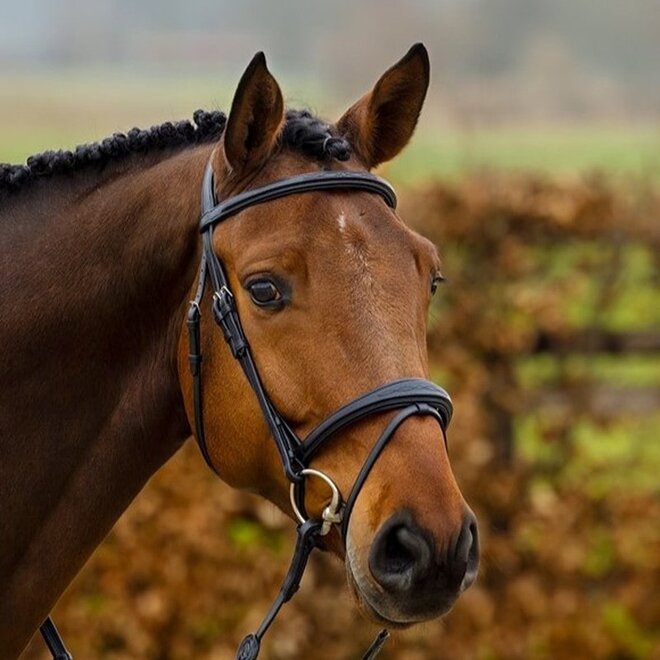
222 51 284 174
336 43 430 169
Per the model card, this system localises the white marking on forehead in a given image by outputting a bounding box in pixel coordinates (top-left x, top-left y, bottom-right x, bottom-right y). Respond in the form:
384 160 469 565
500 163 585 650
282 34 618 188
335 211 372 290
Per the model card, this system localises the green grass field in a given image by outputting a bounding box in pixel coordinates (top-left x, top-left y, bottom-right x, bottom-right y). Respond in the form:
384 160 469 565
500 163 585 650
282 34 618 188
387 125 660 184
2 70 659 182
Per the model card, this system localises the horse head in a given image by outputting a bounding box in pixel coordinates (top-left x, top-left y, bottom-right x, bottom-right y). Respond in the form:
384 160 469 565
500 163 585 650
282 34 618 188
177 44 479 631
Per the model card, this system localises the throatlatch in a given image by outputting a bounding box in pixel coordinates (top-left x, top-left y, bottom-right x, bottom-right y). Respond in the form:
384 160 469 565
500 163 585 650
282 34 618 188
186 160 454 660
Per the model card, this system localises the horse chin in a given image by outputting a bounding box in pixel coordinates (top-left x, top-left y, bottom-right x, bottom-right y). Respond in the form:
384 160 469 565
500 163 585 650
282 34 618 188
345 561 414 629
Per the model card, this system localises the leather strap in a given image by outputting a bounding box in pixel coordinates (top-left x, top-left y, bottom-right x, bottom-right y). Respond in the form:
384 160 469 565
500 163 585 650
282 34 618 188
208 259 304 481
236 519 323 660
190 162 410 483
340 403 446 541
40 617 72 660
186 254 219 474
363 629 391 660
291 382 451 521
200 169 397 231
301 379 452 462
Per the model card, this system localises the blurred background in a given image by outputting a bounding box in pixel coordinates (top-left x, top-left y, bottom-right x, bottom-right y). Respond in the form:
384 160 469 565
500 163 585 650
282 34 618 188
4 1 658 658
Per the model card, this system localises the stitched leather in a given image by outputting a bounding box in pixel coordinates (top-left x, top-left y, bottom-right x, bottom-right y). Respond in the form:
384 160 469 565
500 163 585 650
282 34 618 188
301 378 452 462
200 169 397 231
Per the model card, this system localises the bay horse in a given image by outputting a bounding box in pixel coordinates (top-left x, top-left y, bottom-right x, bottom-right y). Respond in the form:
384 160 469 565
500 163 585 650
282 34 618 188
0 44 479 658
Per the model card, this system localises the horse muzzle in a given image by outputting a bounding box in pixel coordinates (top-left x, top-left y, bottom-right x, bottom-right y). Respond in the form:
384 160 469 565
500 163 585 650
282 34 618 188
346 508 479 625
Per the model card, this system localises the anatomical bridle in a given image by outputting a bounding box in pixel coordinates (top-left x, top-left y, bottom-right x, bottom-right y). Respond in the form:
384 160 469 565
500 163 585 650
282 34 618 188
39 159 453 660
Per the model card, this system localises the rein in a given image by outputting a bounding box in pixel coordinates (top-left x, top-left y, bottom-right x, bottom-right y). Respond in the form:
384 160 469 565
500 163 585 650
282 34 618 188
39 159 453 660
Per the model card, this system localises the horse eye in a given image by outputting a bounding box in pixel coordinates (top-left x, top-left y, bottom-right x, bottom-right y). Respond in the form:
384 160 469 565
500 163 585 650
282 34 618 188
431 273 445 296
248 279 282 307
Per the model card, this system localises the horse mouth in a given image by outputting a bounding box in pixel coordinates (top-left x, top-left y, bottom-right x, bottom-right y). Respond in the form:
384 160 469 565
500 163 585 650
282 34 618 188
344 530 460 627
345 559 416 629
345 533 445 628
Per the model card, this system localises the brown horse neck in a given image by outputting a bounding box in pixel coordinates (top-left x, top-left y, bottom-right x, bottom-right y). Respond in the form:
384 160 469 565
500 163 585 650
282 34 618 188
0 145 210 657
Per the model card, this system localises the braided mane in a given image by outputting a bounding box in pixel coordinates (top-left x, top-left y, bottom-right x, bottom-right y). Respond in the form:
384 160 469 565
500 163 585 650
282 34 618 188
0 108 352 195
0 110 226 194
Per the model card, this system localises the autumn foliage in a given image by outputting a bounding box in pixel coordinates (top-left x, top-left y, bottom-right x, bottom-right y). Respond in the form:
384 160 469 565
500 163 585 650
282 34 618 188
24 174 659 659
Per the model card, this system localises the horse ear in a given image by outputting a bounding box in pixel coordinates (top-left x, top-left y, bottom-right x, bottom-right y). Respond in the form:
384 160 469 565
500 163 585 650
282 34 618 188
222 52 284 173
336 43 430 169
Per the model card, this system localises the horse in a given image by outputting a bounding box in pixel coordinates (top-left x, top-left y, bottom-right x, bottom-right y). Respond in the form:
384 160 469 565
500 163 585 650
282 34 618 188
0 43 479 658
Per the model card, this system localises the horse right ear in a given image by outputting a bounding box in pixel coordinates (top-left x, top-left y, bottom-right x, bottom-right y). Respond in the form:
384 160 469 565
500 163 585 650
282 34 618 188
221 52 284 174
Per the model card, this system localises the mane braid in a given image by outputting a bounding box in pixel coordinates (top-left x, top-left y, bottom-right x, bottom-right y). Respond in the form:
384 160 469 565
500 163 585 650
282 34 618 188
281 109 351 162
0 109 226 194
0 108 352 195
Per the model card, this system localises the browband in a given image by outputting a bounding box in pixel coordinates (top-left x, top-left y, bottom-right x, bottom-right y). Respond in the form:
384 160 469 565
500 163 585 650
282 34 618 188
200 168 397 231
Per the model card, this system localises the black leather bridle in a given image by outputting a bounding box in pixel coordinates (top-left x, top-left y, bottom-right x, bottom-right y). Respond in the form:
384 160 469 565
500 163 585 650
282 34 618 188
189 160 453 660
39 159 453 660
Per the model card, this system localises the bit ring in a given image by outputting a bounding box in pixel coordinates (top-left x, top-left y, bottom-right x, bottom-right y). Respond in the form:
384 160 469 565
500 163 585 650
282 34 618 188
289 468 343 536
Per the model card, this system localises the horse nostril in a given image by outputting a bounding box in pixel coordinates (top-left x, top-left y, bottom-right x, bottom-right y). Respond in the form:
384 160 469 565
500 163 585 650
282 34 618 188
369 512 432 593
453 511 479 591
366 510 480 619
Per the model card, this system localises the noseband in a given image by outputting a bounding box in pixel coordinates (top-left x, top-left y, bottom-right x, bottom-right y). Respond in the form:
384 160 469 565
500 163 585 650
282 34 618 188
188 160 453 660
39 160 453 660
